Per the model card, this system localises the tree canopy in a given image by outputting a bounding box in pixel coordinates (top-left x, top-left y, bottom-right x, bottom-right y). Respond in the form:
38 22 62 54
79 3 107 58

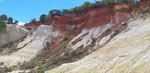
0 20 6 33
8 17 13 24
40 14 47 22
0 14 7 22
0 14 18 24
38 0 140 22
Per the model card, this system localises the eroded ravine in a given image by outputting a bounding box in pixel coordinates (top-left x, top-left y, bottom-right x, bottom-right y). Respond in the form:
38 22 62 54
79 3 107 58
46 15 150 73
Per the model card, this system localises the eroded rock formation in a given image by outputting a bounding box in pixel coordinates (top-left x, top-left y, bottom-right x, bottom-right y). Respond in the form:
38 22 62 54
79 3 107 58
46 12 150 73
0 25 61 67
0 24 29 46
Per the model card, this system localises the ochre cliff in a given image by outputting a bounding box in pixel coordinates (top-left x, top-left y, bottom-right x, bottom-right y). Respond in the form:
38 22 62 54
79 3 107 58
1 0 150 73
46 12 150 73
24 1 141 35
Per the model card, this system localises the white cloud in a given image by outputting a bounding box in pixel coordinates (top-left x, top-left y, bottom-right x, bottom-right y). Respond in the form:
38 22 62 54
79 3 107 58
18 22 26 26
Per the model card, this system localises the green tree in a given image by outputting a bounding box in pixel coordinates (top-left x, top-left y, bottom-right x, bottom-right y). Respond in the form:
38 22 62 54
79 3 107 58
49 10 54 17
0 21 6 33
14 20 19 24
69 7 78 13
121 0 135 3
103 0 114 4
49 10 61 16
113 0 135 3
8 17 13 24
40 14 47 22
30 18 36 22
0 14 7 22
94 1 102 6
62 9 69 15
81 1 92 9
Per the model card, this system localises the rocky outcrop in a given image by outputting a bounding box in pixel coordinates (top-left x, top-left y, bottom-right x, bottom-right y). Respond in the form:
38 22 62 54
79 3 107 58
0 25 61 67
2 0 150 72
46 14 150 73
0 24 29 46
24 2 137 35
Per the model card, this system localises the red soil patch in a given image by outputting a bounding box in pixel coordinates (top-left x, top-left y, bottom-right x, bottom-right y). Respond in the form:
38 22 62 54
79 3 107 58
24 0 150 35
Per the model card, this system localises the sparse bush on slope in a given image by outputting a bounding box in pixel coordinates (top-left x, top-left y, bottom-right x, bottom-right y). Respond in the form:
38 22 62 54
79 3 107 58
63 35 69 41
0 20 6 33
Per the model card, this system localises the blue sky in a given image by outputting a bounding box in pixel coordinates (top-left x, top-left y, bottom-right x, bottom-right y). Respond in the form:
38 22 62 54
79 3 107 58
0 0 95 24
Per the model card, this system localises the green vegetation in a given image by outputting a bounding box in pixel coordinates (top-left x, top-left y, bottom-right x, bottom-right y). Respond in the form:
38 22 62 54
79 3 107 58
45 41 52 50
92 38 96 43
46 41 50 47
30 18 37 22
106 28 112 33
3 67 12 73
0 67 12 73
51 56 63 65
0 62 3 65
39 70 45 73
40 14 47 22
0 14 7 22
8 17 13 24
14 20 19 24
102 0 136 4
69 0 136 13
37 0 139 22
48 49 78 66
0 20 6 33
8 42 14 47
0 14 18 24
70 49 78 56
51 40 54 44
62 9 69 15
63 35 69 41
20 61 36 69
0 46 3 52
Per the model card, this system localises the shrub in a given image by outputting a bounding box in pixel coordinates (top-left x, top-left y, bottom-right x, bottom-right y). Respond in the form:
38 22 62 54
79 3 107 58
61 9 69 15
40 14 47 22
45 41 50 50
49 10 61 17
4 67 12 72
51 56 62 65
8 42 13 47
20 61 36 69
46 41 50 47
51 40 54 44
69 7 78 13
71 49 78 56
92 38 96 43
94 1 102 6
63 35 69 41
68 14 76 18
0 62 3 65
0 14 7 22
0 21 6 33
42 60 46 64
39 70 45 73
81 1 92 9
106 28 112 32
8 17 13 24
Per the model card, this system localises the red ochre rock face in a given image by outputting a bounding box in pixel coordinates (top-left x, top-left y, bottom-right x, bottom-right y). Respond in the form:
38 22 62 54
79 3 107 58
24 0 150 35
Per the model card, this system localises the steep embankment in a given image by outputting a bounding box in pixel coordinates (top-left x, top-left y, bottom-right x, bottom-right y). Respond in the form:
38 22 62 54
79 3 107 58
0 25 61 67
1 0 150 73
0 24 28 46
46 12 150 73
16 0 150 72
24 2 137 35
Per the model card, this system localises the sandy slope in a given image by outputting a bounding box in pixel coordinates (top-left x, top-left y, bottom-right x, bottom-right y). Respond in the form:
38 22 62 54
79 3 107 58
46 16 150 73
0 25 60 67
